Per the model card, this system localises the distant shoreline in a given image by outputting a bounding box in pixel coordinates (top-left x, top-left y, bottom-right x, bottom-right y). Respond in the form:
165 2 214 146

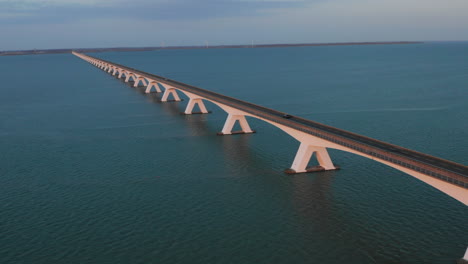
0 41 423 56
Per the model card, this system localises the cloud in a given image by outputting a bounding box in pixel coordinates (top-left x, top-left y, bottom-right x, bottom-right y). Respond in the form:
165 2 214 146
0 0 118 9
0 0 306 24
2 0 467 51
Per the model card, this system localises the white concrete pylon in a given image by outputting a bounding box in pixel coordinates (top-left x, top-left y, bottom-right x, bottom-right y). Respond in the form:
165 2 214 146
288 143 336 173
125 73 135 83
461 247 468 261
219 114 254 135
108 67 113 73
145 81 161 93
184 98 209 114
118 70 124 79
161 88 181 102
134 76 148 87
112 68 118 76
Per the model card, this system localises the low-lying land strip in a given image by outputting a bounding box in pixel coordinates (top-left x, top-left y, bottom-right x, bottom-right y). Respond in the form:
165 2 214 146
1 41 422 56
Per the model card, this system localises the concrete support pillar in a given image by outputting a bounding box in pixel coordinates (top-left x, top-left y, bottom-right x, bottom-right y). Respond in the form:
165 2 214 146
184 98 209 114
118 71 124 79
141 78 148 86
108 67 113 73
112 68 118 76
218 114 254 135
286 143 337 173
134 77 148 87
125 74 134 83
145 82 161 93
161 88 181 102
458 247 468 264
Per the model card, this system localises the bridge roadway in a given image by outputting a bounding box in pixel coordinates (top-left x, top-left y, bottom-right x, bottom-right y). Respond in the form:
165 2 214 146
77 53 468 191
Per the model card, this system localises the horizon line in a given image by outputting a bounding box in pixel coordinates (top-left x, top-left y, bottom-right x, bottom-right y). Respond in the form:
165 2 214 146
3 40 467 55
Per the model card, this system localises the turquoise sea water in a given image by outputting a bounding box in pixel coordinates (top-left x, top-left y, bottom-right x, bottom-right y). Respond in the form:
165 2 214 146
1 42 467 263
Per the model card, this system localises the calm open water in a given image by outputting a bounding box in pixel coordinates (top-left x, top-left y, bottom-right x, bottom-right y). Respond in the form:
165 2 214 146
1 42 467 264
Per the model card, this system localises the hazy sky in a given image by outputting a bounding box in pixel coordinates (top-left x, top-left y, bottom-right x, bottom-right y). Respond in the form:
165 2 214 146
1 0 468 50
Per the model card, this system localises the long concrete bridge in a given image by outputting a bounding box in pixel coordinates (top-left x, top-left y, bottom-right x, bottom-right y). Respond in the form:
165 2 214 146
73 51 467 205
73 51 468 262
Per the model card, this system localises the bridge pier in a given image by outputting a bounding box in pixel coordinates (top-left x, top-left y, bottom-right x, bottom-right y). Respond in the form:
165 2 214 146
134 76 148 87
145 81 162 93
184 98 209 114
118 70 125 79
125 74 135 83
458 248 468 264
217 114 255 135
161 87 181 102
285 143 338 174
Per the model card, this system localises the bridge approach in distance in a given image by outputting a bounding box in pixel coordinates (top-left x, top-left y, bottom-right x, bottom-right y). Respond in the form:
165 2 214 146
72 52 468 207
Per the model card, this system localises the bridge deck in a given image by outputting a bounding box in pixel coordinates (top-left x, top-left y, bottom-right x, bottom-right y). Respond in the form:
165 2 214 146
77 52 468 190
